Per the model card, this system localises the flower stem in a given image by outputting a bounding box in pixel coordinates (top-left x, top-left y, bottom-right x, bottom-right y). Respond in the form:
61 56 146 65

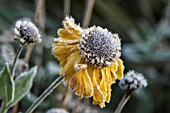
114 90 133 113
11 44 25 77
25 76 64 113
0 101 7 113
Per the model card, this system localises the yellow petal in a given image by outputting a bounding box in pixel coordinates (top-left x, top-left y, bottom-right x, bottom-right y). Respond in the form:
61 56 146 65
52 44 78 55
105 66 113 84
92 68 101 85
100 68 107 101
58 29 81 40
92 86 105 108
74 68 93 98
63 17 82 36
92 68 104 107
106 84 111 103
105 67 113 103
54 37 79 45
60 52 80 75
101 67 112 103
82 68 93 97
60 52 81 84
116 58 124 80
75 71 84 98
66 27 82 36
57 54 68 61
64 66 76 84
92 68 99 85
110 62 118 82
87 64 93 79
99 103 105 108
58 55 67 67
69 75 77 90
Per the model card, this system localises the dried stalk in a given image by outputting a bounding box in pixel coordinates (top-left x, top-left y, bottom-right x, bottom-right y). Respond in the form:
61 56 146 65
114 90 133 113
24 0 44 64
64 0 71 16
83 0 95 27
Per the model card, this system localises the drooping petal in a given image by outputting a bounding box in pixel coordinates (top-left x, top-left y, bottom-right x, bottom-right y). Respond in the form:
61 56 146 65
93 86 105 108
110 62 118 82
106 83 112 103
87 65 105 105
92 68 104 108
116 58 124 80
82 68 93 97
57 54 67 67
71 67 93 98
100 69 107 102
75 70 84 98
69 75 78 91
100 67 113 106
105 66 113 103
60 52 81 83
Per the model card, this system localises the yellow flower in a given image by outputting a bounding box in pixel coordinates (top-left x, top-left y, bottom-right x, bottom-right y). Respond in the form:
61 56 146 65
52 16 124 108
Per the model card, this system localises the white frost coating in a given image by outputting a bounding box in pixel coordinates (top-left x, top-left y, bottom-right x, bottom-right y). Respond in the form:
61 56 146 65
15 21 22 28
119 70 148 90
79 26 121 67
14 20 41 45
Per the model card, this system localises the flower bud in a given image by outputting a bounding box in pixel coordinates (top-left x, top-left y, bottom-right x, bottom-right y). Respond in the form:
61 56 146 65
119 70 148 90
14 20 41 45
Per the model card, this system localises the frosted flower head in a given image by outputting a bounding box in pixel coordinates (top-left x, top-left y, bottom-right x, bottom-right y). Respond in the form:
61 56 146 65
13 20 41 45
79 26 121 68
119 70 148 90
52 16 124 108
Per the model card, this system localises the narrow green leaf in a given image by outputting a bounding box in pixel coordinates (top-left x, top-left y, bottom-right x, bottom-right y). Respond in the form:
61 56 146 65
0 63 14 105
8 66 37 108
152 50 170 62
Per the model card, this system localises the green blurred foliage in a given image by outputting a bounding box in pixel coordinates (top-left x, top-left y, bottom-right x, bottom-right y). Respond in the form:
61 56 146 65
0 0 170 113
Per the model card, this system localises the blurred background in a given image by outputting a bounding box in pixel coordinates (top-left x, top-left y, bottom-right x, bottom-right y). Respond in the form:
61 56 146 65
0 0 170 113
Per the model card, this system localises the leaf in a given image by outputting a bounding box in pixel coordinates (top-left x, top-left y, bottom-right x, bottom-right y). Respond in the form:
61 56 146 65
152 49 170 62
8 66 38 108
0 63 14 105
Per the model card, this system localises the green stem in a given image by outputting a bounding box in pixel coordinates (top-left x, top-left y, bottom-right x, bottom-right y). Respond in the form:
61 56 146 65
114 90 133 113
0 102 7 113
11 44 25 77
25 76 64 113
1 44 25 113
